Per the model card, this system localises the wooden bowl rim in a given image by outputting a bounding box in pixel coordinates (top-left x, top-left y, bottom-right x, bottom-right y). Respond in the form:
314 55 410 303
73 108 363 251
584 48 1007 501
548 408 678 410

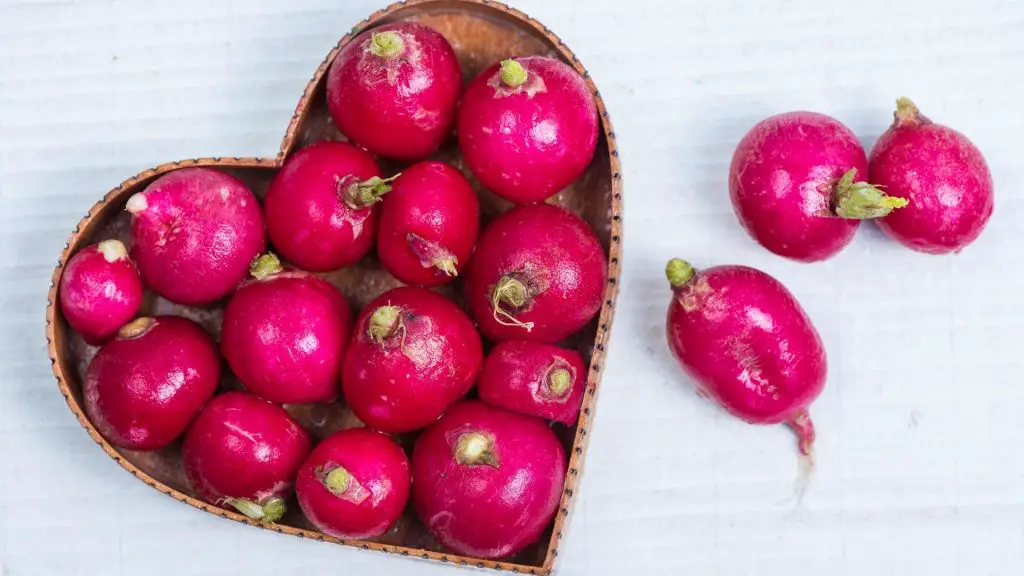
43 0 623 573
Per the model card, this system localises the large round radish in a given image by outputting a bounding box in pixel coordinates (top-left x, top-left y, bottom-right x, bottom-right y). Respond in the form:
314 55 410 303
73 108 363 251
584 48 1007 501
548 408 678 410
221 254 352 404
869 98 994 254
412 401 566 560
729 111 908 262
458 56 598 204
127 167 265 305
83 316 220 450
183 391 312 522
58 239 144 345
465 204 607 343
342 286 482 433
477 340 586 425
377 161 480 286
295 428 411 539
264 141 391 272
664 259 826 456
326 22 462 160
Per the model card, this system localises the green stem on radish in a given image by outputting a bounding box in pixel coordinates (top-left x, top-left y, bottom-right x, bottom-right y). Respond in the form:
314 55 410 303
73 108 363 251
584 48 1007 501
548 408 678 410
323 466 352 496
368 305 402 343
369 31 404 58
894 96 924 127
500 59 528 88
344 174 400 209
454 431 500 468
665 258 695 289
225 496 286 523
491 276 535 332
833 168 909 219
250 253 283 280
546 367 572 398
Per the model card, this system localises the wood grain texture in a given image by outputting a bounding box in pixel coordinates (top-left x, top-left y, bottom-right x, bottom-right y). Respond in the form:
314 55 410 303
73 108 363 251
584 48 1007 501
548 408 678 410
44 0 622 573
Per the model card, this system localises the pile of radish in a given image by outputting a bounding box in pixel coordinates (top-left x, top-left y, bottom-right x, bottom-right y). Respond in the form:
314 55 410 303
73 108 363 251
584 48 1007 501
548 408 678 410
59 22 606 562
666 99 993 460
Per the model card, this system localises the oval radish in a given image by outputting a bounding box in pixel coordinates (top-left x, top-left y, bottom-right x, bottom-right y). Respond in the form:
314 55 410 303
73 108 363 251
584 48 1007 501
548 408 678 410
664 258 826 457
477 340 586 425
59 239 144 345
869 97 994 254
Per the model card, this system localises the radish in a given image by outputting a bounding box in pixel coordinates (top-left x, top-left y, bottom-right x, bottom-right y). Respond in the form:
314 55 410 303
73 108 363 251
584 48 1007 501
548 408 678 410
182 391 312 522
477 341 586 425
465 204 607 343
83 316 220 450
295 428 410 539
326 22 462 160
342 286 482 433
412 400 566 560
458 56 598 204
221 253 352 405
58 239 144 345
729 111 908 262
377 160 480 286
127 167 266 305
264 141 392 272
869 97 995 254
664 258 826 457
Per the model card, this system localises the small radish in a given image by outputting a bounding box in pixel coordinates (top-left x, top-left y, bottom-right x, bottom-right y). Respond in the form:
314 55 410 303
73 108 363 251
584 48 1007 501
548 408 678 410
59 239 144 345
221 254 352 405
265 141 393 272
458 57 598 204
326 22 462 160
412 400 566 560
477 341 586 425
377 160 480 286
295 428 410 539
729 111 908 262
84 316 220 450
183 391 312 523
127 167 266 305
342 286 482 433
465 204 607 343
664 259 825 458
869 97 995 254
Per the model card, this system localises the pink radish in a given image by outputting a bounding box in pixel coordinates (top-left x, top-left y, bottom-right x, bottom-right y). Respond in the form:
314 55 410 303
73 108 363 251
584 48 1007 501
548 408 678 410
295 428 410 539
664 259 826 457
183 391 312 522
127 167 265 305
465 204 607 343
342 286 482 433
458 56 598 204
58 239 143 345
221 254 352 405
412 400 566 560
477 341 586 425
326 22 462 160
377 160 480 286
83 316 220 450
729 111 908 262
265 141 392 272
869 97 995 254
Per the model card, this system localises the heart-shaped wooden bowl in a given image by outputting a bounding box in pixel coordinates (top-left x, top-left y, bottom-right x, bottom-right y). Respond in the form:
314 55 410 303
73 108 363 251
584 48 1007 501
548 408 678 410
44 0 621 573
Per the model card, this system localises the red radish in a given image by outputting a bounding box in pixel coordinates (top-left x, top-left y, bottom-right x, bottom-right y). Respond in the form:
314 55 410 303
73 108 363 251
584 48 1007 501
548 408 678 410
377 160 480 286
264 141 393 272
127 167 265 305
869 97 995 254
342 286 482 433
295 428 410 539
221 254 352 405
729 111 908 262
664 259 825 457
83 316 220 450
465 204 607 343
58 239 144 345
458 57 598 204
412 400 566 560
183 391 312 522
326 22 462 160
477 341 586 425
